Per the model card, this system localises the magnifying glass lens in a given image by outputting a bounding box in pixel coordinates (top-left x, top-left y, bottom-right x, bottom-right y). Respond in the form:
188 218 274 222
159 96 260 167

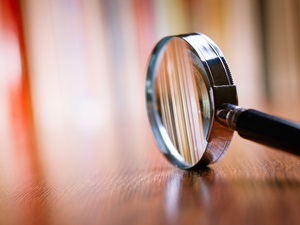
154 38 211 166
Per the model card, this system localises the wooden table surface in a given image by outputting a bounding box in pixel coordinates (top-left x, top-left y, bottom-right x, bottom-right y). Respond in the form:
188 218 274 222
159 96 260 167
0 110 299 225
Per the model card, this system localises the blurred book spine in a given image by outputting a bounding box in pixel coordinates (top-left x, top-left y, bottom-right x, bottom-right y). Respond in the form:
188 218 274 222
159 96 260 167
259 0 300 118
0 0 37 180
8 0 298 176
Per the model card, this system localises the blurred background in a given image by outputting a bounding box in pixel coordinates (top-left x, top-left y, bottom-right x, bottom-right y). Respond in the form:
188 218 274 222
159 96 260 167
0 0 300 186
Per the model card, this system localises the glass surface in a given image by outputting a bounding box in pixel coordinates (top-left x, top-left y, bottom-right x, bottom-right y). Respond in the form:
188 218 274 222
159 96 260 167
154 38 211 165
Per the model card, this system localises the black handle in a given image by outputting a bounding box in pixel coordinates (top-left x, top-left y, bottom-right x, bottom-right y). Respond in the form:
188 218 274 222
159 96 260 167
236 109 300 156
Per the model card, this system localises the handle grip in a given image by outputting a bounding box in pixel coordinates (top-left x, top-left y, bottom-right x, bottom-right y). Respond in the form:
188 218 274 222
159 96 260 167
236 109 300 155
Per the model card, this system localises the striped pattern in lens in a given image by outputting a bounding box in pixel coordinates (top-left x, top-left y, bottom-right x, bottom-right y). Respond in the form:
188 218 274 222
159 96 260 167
155 38 210 165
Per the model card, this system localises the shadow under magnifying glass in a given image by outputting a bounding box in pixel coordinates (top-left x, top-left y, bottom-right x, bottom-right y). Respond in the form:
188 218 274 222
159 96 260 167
163 161 300 225
164 167 218 224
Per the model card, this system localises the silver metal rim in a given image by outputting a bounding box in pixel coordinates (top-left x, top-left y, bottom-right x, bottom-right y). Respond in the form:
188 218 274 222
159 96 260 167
146 33 238 169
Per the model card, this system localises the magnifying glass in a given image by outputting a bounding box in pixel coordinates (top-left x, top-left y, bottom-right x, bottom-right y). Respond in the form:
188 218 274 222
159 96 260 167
146 32 300 169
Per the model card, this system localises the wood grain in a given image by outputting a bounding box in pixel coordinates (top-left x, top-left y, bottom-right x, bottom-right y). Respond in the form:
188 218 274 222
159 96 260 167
0 122 299 225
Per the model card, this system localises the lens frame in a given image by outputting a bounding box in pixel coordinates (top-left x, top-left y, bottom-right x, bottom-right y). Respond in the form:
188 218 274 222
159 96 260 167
146 33 238 169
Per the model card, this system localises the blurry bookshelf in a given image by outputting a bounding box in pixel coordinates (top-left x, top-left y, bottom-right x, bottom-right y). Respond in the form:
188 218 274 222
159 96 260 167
0 0 299 182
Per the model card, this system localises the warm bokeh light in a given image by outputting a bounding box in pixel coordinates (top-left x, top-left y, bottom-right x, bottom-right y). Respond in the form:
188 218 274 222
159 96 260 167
0 0 298 185
0 0 298 187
